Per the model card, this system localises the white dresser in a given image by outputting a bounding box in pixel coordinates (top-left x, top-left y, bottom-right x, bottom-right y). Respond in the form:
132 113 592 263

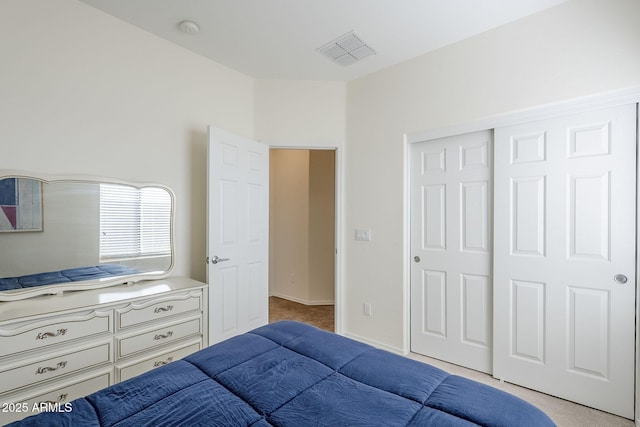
0 277 208 424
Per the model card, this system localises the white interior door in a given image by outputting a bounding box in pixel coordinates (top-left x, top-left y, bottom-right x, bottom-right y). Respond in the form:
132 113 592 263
207 126 269 344
410 130 493 373
493 104 636 418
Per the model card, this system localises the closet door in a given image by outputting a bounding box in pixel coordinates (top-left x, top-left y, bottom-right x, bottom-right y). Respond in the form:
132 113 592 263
493 104 636 418
410 130 492 373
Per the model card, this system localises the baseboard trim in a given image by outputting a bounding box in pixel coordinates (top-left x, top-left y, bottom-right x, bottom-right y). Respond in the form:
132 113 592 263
270 292 334 306
342 331 406 356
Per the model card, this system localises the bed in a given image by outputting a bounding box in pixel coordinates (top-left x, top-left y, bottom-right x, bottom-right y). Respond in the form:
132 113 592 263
9 321 555 426
0 265 140 291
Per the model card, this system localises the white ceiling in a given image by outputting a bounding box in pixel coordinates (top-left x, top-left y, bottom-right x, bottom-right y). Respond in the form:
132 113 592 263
79 0 568 82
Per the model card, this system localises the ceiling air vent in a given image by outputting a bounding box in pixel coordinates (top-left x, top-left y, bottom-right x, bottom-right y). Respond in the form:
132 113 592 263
317 31 376 66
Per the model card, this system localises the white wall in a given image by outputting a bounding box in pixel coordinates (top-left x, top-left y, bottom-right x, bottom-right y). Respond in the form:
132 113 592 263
344 0 640 351
269 149 310 301
254 79 346 147
0 0 255 282
308 150 336 304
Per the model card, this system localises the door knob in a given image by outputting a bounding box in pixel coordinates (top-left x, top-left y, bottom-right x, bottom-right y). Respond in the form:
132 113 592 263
614 274 628 284
414 256 421 263
211 255 230 264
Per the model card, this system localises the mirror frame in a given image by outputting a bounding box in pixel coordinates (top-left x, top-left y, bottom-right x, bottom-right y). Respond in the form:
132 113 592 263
0 170 175 301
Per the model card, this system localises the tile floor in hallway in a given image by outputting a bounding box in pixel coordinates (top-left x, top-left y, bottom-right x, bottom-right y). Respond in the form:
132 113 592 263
269 296 334 331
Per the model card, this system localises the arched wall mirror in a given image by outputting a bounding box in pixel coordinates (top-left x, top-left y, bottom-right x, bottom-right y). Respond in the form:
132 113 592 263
0 171 175 301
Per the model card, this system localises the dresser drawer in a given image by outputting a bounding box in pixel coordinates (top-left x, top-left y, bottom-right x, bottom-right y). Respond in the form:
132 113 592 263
1 370 111 424
0 340 112 394
0 310 112 358
117 317 201 358
116 291 202 330
117 340 201 382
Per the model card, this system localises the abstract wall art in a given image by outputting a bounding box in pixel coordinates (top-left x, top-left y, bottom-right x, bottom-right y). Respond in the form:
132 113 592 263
0 178 43 232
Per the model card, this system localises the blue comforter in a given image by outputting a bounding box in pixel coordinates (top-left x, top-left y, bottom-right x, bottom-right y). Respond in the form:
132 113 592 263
9 321 555 426
0 265 140 291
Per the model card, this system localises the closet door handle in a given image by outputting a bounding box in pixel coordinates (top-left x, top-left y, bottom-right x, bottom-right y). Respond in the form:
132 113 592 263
614 274 628 284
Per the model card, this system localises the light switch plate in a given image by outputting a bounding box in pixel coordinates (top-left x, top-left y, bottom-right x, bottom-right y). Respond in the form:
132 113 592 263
355 229 371 241
363 303 372 316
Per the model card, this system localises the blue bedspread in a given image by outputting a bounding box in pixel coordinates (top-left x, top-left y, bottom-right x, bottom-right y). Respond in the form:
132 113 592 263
8 321 556 426
0 265 139 291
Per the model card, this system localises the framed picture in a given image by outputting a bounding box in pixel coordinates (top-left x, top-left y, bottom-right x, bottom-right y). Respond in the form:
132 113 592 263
0 178 43 232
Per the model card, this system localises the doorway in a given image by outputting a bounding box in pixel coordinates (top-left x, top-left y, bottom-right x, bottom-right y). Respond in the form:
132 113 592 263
268 149 336 331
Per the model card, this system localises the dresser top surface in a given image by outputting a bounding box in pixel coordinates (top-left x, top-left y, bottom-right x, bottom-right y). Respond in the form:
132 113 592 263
0 277 206 323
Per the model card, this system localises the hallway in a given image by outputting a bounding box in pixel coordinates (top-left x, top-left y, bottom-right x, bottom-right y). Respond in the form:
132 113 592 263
268 296 334 332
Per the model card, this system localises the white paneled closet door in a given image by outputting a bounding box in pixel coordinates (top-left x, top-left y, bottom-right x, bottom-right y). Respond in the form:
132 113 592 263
410 130 492 374
493 104 636 418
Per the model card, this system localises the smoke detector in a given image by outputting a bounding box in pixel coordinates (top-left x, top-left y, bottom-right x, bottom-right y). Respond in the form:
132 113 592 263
178 20 200 35
317 31 376 66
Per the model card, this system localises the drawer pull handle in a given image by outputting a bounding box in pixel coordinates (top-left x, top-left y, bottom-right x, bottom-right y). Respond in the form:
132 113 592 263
39 393 68 406
154 331 174 340
36 361 68 375
154 305 174 314
36 328 68 340
153 356 174 367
